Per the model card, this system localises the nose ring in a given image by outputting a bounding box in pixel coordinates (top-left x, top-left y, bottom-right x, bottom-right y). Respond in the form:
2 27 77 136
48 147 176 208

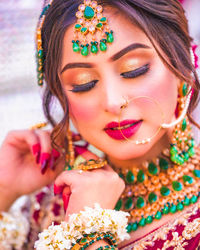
120 96 129 109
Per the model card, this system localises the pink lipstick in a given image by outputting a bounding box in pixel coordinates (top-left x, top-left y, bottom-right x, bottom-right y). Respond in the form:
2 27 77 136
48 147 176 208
104 119 143 140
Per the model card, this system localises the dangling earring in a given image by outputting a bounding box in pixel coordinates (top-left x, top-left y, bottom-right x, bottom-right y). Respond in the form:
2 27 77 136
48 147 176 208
167 82 195 165
65 128 75 169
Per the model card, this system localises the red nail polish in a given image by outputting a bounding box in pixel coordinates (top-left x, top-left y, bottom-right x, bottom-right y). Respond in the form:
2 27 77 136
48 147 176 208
41 160 48 175
49 155 55 170
54 184 64 195
32 143 41 155
62 192 71 211
52 149 60 160
32 144 41 164
40 152 51 164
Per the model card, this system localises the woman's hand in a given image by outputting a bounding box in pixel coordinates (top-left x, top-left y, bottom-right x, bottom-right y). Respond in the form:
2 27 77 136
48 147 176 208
54 150 125 221
0 130 65 211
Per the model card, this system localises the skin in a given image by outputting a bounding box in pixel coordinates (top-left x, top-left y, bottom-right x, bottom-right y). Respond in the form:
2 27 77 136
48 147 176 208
0 8 184 248
59 10 179 168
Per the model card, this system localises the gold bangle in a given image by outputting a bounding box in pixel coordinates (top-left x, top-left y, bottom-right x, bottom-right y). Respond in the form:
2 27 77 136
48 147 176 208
76 159 107 171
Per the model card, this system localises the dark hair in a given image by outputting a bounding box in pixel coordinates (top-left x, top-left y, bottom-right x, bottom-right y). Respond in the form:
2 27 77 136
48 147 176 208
41 0 200 150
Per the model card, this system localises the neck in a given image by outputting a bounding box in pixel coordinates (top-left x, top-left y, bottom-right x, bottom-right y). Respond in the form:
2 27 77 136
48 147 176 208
107 130 172 170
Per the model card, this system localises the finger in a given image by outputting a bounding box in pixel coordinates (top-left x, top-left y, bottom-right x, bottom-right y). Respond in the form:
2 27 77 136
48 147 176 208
5 130 40 151
34 130 52 174
54 169 84 188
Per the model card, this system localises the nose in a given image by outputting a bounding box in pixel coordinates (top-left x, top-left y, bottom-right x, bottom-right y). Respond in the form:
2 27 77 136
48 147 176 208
102 81 126 115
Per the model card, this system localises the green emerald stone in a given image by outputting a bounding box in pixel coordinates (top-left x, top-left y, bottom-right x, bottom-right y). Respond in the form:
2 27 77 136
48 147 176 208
171 154 184 165
170 204 177 213
91 44 98 54
75 24 82 30
125 197 133 210
107 32 114 43
100 41 107 51
131 222 138 231
189 139 195 147
96 23 103 29
172 181 183 191
119 173 124 179
193 169 200 178
188 147 195 157
115 199 122 211
181 119 187 131
136 197 145 208
126 170 134 184
84 6 95 19
183 197 190 206
88 233 96 238
137 170 145 183
100 17 107 23
159 158 169 170
126 224 132 233
162 205 169 214
80 237 87 243
182 82 188 96
190 195 198 204
73 42 80 53
138 217 146 227
38 50 43 59
170 145 178 155
160 186 171 196
183 175 194 184
177 202 184 211
155 211 162 220
146 216 153 224
183 151 189 161
148 192 157 204
81 46 89 56
148 162 158 175
81 27 88 34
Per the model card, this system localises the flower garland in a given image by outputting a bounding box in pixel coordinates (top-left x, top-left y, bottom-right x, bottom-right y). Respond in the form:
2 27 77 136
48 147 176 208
35 203 130 250
0 210 29 250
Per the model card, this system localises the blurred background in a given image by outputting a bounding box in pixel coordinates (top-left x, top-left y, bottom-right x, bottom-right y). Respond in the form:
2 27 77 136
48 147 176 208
0 0 200 144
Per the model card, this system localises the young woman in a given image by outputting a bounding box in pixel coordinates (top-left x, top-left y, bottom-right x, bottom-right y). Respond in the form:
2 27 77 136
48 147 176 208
0 0 200 249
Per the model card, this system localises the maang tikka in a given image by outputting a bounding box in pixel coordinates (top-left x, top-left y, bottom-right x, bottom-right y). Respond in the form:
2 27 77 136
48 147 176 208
73 0 114 56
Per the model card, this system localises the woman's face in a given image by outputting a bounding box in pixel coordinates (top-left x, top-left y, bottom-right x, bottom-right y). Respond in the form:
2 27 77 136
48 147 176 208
59 11 179 160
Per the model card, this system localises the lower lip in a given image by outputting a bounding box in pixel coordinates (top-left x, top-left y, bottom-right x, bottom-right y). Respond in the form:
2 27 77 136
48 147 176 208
105 121 143 140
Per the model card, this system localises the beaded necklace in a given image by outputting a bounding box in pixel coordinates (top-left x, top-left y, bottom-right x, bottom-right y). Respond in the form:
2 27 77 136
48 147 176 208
110 142 200 233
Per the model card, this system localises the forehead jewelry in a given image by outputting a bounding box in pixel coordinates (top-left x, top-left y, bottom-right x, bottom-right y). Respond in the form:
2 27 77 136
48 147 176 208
73 0 114 56
36 1 53 86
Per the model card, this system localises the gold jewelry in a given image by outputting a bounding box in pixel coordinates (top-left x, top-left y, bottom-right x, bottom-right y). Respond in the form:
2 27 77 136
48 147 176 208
161 83 192 129
76 159 107 171
30 122 48 130
73 0 114 56
120 96 129 109
110 143 200 233
119 96 165 145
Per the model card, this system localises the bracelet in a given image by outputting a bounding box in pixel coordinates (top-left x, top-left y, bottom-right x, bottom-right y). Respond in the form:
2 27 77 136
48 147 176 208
35 203 130 249
96 246 117 250
71 232 117 250
0 210 29 249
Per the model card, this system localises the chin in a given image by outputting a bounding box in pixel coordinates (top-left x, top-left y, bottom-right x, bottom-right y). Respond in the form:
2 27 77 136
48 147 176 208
104 142 154 160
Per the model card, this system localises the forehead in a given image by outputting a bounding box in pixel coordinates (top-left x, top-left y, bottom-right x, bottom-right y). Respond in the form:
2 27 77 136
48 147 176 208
61 10 152 67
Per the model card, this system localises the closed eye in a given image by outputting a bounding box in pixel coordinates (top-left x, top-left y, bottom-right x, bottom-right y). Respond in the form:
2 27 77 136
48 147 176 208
120 64 150 79
70 80 98 93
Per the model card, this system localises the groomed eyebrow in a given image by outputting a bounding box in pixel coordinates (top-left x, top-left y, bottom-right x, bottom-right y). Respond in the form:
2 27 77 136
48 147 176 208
60 43 150 74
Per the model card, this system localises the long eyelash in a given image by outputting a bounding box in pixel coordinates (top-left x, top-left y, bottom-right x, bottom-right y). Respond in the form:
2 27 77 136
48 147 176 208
121 64 150 79
70 80 98 93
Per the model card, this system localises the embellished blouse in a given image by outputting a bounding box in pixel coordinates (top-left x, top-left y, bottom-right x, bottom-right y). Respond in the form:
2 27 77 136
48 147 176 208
23 186 200 249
